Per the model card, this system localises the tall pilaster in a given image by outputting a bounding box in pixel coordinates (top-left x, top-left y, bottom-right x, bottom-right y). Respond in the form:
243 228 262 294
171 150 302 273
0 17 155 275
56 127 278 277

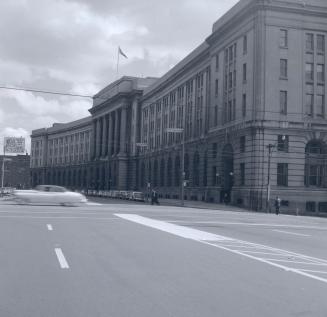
114 109 120 155
95 118 101 158
119 106 128 156
108 112 113 156
101 115 107 157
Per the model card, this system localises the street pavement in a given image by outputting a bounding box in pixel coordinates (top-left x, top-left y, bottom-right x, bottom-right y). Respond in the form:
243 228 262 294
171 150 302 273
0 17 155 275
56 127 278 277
0 199 327 316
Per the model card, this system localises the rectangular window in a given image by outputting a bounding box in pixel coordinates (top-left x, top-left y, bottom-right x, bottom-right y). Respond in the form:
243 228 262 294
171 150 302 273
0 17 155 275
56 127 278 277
305 63 314 82
280 90 287 115
317 64 325 82
240 136 246 153
306 94 313 116
306 33 314 51
214 105 218 126
212 166 217 186
317 34 325 52
228 72 232 89
242 93 246 117
280 29 288 48
243 63 247 82
240 163 245 186
215 54 219 71
277 163 288 186
277 135 289 152
243 35 247 54
316 95 325 118
212 143 217 158
280 59 287 78
215 79 219 96
306 201 316 212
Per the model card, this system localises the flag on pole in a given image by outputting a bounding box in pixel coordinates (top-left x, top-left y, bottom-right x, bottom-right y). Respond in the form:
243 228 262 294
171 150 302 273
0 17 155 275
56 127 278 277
118 47 128 59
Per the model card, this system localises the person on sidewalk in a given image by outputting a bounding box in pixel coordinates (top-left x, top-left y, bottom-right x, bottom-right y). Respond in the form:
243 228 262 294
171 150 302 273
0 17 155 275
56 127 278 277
275 196 281 215
151 189 160 205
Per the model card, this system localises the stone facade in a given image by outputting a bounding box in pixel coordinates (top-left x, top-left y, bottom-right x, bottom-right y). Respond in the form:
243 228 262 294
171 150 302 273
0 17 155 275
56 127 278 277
30 0 327 214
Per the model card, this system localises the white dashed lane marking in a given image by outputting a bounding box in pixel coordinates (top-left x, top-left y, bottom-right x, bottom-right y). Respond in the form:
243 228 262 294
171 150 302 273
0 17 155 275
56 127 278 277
47 224 53 231
55 248 69 269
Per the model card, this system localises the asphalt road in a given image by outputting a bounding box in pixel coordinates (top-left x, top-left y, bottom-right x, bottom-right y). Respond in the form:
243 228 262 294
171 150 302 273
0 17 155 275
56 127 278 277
0 199 326 317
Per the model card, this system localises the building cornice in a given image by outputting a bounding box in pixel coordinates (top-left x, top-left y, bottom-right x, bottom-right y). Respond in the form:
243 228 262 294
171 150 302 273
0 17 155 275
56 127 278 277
142 46 210 102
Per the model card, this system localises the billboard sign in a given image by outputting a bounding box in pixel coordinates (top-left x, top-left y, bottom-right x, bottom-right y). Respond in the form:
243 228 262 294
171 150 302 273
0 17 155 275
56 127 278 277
4 137 25 154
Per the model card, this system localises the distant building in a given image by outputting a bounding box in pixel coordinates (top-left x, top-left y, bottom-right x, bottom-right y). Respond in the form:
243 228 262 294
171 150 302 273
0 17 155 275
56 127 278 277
0 154 30 188
30 117 92 188
31 0 327 214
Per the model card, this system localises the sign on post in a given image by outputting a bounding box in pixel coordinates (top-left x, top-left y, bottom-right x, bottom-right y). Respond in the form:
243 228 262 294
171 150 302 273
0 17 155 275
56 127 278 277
4 137 25 154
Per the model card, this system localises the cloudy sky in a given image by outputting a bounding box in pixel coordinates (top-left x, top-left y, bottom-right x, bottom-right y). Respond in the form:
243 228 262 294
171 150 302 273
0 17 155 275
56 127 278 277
0 0 239 153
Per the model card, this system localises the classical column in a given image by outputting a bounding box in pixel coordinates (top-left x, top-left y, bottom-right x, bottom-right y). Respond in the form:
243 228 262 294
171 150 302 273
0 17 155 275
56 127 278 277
119 105 128 155
108 112 113 157
91 119 97 159
114 109 120 155
95 118 101 158
101 115 107 157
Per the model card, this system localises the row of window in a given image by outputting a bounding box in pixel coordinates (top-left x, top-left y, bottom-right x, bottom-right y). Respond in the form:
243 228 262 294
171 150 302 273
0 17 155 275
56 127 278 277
279 30 325 52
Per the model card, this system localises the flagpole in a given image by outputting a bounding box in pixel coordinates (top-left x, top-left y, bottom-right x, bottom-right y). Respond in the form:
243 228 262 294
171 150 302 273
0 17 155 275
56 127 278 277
116 47 120 79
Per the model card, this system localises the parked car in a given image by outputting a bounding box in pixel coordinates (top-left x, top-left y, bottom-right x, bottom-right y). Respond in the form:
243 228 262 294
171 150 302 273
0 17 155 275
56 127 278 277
13 185 88 206
132 191 145 202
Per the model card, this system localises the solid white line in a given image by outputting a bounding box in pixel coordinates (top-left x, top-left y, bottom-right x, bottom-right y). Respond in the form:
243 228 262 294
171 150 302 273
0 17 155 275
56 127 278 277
272 229 310 237
261 259 327 265
170 220 326 230
54 248 69 269
47 224 53 231
301 269 327 274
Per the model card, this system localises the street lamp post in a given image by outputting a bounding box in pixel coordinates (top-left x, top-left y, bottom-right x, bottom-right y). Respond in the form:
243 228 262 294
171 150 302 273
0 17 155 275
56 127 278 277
266 135 285 212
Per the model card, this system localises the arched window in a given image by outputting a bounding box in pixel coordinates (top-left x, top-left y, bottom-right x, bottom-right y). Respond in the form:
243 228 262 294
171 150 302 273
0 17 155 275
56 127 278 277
184 153 190 181
193 152 200 186
174 156 180 186
167 157 173 187
160 158 165 187
221 144 234 190
148 161 152 186
203 151 208 187
153 159 158 187
141 162 145 188
305 140 326 187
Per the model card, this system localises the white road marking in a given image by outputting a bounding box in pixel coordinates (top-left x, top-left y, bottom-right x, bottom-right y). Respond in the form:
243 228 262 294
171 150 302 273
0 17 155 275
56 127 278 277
301 269 327 274
116 214 231 241
170 220 326 231
272 229 310 237
55 248 69 269
116 214 327 284
47 224 53 231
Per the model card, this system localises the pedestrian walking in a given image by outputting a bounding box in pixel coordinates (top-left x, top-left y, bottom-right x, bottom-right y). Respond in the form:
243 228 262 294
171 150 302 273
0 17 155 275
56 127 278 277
275 196 281 215
223 192 229 205
151 189 160 205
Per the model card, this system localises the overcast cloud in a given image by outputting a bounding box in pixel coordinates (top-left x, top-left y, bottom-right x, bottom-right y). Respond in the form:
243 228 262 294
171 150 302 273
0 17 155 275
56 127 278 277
0 0 239 153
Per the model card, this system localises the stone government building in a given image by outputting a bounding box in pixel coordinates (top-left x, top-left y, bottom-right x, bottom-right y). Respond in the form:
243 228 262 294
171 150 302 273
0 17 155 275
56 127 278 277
31 0 327 213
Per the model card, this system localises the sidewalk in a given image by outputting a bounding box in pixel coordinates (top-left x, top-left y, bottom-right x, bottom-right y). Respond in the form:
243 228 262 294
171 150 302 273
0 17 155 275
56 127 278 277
148 198 249 213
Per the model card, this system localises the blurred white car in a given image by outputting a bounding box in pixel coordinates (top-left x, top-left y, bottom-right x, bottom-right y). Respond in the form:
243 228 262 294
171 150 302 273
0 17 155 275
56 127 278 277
13 185 88 206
